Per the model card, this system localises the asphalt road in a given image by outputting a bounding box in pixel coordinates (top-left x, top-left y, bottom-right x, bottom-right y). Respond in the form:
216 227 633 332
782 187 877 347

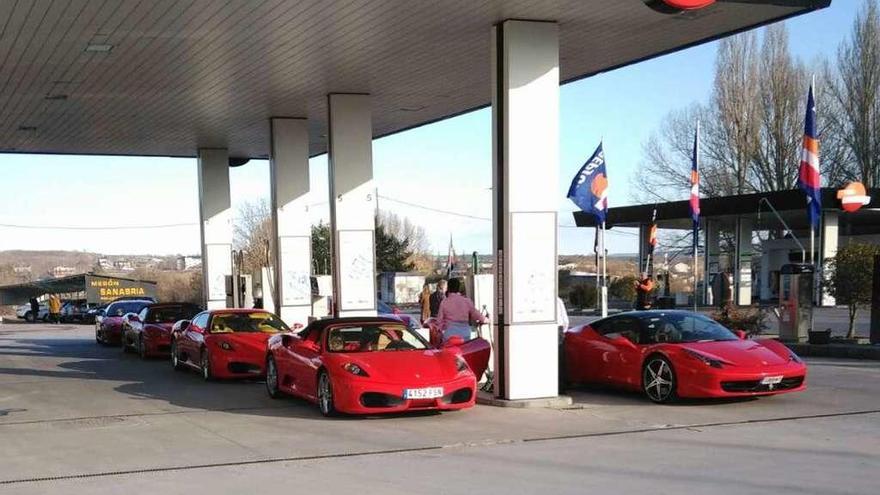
1 323 878 494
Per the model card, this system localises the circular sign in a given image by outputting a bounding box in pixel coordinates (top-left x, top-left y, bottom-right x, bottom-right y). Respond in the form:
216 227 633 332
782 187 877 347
836 181 872 212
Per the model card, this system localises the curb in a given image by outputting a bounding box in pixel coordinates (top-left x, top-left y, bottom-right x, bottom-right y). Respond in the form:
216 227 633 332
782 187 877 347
476 391 574 409
784 342 880 360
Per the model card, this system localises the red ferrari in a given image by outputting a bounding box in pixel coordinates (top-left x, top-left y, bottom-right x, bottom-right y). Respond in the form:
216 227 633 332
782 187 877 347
121 303 202 359
96 299 153 346
170 309 288 380
265 317 490 416
563 310 807 403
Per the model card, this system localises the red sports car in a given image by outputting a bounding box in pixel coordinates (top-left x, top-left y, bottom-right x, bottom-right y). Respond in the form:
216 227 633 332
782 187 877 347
95 299 153 346
563 310 807 403
170 309 288 380
121 303 202 359
265 317 491 416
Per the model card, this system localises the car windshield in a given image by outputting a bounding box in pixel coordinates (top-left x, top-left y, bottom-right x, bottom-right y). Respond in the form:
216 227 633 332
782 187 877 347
638 313 738 343
326 323 429 353
108 301 149 316
209 312 288 333
149 306 200 323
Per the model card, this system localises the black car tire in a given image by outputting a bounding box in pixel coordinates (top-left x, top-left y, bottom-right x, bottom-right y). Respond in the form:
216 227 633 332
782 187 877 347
171 341 184 371
266 356 281 399
200 349 213 382
138 335 147 360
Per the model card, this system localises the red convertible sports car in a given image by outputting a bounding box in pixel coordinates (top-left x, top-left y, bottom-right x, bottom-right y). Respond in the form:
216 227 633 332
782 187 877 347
563 310 807 403
170 309 288 380
265 317 490 416
121 303 202 359
96 299 153 346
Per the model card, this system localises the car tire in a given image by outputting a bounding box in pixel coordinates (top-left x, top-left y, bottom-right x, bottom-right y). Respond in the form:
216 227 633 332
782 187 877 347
266 356 281 399
642 355 677 404
24 311 34 323
171 341 184 371
121 333 130 353
137 335 146 360
200 349 213 382
317 370 337 417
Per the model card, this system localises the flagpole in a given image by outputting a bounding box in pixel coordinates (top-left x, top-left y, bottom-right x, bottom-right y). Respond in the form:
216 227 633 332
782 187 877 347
600 221 608 318
594 225 600 313
693 119 700 312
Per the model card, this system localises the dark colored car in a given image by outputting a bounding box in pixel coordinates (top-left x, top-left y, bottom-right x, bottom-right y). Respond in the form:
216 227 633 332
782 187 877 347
96 300 153 345
121 303 202 358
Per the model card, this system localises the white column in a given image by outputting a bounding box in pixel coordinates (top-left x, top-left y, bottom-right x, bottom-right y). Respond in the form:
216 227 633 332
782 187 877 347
492 20 559 400
734 217 754 306
270 118 313 326
820 210 838 306
327 93 377 318
197 148 232 310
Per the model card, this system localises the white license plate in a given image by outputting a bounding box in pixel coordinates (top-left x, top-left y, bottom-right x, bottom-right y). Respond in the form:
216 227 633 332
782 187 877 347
761 375 783 385
403 387 443 400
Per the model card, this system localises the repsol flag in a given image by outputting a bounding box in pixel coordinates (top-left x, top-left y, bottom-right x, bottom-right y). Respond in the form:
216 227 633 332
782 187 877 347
567 142 608 224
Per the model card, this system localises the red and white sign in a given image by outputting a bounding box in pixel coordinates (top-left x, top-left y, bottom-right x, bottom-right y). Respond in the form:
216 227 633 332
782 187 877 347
662 0 716 9
836 182 872 212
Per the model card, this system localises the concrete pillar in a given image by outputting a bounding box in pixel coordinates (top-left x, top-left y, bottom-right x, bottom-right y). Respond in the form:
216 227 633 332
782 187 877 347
270 118 313 326
734 217 754 306
327 93 377 318
492 20 559 400
819 210 838 306
197 148 232 310
703 220 720 305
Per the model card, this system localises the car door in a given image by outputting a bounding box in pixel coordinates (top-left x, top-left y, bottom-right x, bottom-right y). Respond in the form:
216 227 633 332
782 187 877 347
601 316 644 389
286 326 323 399
183 312 209 364
457 338 491 379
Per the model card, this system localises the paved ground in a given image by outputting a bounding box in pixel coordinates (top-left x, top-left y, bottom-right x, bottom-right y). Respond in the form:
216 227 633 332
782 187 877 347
1 323 878 494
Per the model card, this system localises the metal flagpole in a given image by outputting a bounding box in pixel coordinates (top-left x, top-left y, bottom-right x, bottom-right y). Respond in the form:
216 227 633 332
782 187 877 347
693 120 700 312
595 225 600 313
693 225 699 312
600 221 608 317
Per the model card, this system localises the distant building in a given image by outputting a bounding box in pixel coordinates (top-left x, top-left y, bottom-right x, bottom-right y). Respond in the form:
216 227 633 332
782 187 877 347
51 266 76 278
12 265 31 275
97 258 112 270
113 260 134 271
176 255 202 271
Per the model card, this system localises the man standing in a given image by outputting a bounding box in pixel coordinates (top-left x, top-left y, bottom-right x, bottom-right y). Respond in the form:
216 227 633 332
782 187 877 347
48 294 62 324
634 272 655 310
429 279 447 318
29 297 39 323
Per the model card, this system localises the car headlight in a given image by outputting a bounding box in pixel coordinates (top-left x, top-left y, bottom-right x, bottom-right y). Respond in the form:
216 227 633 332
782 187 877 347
683 349 724 369
343 363 369 377
455 356 469 373
219 341 233 351
788 350 803 363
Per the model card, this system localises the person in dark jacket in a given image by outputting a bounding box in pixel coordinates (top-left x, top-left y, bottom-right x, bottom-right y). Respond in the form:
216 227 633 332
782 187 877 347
29 297 39 323
429 279 447 317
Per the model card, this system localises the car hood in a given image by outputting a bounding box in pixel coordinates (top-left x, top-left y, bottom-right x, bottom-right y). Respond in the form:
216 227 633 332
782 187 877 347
103 316 124 327
333 349 461 383
682 339 791 367
208 333 274 354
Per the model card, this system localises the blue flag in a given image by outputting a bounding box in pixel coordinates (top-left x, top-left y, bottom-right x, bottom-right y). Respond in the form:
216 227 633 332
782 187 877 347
567 143 608 224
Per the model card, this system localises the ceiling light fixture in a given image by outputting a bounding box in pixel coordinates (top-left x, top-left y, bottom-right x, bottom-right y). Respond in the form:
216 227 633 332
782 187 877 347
85 43 113 53
44 94 68 101
18 125 37 132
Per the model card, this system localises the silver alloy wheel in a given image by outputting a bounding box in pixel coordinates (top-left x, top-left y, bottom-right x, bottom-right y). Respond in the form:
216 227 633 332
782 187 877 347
266 358 279 397
643 358 675 403
318 372 333 416
201 350 211 381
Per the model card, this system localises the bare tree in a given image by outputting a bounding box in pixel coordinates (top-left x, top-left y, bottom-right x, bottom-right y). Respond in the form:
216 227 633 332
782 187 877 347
233 200 273 278
826 0 880 187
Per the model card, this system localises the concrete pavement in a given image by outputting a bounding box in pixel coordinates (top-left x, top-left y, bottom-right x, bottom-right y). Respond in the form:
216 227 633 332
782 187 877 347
1 323 878 494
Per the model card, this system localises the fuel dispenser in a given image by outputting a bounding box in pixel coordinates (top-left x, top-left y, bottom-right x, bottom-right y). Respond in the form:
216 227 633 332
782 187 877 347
778 263 814 342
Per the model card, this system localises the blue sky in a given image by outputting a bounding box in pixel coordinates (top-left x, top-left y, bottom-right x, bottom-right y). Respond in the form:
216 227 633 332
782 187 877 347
0 1 859 257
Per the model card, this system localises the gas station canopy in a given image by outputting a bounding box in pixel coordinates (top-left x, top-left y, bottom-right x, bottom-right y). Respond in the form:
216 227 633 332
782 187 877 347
0 0 829 159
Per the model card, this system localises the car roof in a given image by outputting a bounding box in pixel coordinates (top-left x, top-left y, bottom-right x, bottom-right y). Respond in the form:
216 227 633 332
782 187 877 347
207 308 273 314
149 302 200 309
108 299 153 306
595 309 707 322
306 316 407 331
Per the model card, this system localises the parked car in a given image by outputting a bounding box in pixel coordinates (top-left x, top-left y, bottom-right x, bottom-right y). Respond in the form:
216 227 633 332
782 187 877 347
377 300 420 331
95 300 153 345
562 310 807 403
84 304 107 325
121 303 202 359
60 300 90 323
170 309 288 380
265 316 490 416
15 302 47 322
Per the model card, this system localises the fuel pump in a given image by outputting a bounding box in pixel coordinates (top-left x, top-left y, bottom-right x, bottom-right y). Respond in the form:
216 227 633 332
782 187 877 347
778 263 814 342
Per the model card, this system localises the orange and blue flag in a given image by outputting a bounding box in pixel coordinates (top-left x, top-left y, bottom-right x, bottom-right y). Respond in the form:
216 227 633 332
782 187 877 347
799 84 821 229
567 143 608 224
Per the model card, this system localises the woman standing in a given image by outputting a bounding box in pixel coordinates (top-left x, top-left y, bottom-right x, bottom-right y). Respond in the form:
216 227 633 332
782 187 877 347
436 278 486 343
419 283 432 325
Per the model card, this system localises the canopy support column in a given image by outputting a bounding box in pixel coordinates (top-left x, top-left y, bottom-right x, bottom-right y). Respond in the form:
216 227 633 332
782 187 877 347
197 148 232 310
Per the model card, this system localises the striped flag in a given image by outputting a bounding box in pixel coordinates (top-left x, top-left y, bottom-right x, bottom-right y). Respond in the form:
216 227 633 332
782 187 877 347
799 83 821 229
690 122 700 232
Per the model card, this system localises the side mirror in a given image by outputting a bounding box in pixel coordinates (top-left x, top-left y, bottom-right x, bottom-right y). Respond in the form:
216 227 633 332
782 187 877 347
98 309 106 317
734 330 747 340
444 335 465 347
281 334 294 348
176 320 191 332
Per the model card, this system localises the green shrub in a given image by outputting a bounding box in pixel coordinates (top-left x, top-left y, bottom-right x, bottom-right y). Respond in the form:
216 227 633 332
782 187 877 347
568 284 598 309
610 275 638 301
710 302 768 336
